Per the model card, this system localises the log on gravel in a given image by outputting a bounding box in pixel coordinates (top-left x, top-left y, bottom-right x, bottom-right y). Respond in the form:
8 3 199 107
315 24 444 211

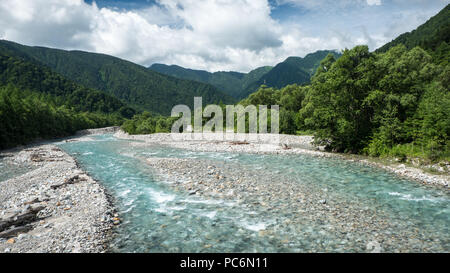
50 175 85 190
0 206 45 235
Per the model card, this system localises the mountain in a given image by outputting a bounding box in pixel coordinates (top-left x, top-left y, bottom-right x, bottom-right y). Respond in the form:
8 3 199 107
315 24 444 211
0 49 136 148
239 66 273 94
376 4 449 65
0 51 133 116
240 50 342 98
150 50 341 100
149 64 272 99
0 40 235 115
149 64 219 84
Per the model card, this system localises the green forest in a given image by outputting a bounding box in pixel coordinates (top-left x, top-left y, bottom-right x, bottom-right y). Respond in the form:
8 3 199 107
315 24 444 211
150 63 273 99
240 44 449 161
240 50 342 98
376 4 449 66
1 4 448 164
0 40 235 115
0 52 134 149
121 111 178 135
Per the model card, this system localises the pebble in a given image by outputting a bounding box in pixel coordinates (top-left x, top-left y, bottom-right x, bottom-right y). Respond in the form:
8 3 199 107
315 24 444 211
366 240 383 253
17 234 28 240
144 153 448 252
117 132 449 188
1 129 446 253
0 143 115 253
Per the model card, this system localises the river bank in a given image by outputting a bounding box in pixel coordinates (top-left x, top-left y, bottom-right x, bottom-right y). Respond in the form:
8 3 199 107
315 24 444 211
115 131 449 188
143 156 448 252
1 128 448 253
0 141 117 253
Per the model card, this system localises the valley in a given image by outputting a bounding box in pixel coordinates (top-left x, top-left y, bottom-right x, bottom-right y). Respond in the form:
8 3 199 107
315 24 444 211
0 2 448 254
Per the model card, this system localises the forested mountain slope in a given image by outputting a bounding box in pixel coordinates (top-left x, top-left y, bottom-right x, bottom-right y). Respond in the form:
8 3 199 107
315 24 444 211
150 50 340 99
0 40 235 115
0 51 135 149
149 63 272 99
376 4 449 65
238 50 342 99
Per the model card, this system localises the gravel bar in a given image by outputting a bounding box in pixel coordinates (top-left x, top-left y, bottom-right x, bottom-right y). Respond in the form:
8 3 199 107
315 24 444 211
115 131 449 188
0 142 117 253
143 157 448 252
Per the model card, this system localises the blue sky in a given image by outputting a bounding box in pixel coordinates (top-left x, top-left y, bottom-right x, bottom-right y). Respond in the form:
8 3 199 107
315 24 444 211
83 0 160 10
0 0 448 72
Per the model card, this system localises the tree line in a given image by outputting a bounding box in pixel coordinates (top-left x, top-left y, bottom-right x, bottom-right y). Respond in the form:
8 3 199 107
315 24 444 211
241 45 449 161
0 52 134 149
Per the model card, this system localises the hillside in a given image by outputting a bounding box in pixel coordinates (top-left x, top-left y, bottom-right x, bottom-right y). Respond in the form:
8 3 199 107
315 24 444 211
150 50 340 100
0 40 235 115
0 50 135 148
376 4 449 65
149 64 272 99
240 50 342 98
240 66 273 95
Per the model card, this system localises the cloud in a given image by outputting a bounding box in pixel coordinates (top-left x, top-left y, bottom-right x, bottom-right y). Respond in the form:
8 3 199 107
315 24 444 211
0 0 445 72
0 0 288 71
0 0 95 49
276 0 381 9
161 0 282 50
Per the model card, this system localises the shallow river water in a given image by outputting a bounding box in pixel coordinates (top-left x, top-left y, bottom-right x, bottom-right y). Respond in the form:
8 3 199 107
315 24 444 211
58 134 449 252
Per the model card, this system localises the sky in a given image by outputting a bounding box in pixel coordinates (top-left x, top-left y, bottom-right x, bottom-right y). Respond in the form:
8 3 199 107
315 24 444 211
0 0 448 72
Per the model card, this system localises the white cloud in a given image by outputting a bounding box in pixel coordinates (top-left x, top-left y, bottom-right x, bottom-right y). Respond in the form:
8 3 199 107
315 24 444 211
0 0 444 72
1 0 288 71
0 0 95 49
276 0 381 9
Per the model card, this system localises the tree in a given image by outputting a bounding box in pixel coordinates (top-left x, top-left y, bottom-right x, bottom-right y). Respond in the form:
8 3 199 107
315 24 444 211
299 46 374 152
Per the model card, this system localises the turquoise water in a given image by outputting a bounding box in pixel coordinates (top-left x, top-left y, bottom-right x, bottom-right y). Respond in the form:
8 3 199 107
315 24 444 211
0 157 35 182
58 134 449 252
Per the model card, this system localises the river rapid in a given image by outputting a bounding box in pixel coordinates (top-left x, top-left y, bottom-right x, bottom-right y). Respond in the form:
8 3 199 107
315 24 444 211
57 134 449 253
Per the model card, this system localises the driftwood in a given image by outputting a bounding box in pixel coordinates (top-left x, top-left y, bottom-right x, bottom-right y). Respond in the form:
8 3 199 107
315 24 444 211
0 206 45 238
23 198 40 205
0 226 33 238
50 175 85 190
281 143 291 150
229 141 249 145
30 153 45 162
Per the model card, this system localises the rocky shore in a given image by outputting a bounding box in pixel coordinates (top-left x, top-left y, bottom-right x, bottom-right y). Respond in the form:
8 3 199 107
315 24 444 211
1 129 447 253
358 159 449 188
115 131 449 188
0 143 116 253
76 126 121 136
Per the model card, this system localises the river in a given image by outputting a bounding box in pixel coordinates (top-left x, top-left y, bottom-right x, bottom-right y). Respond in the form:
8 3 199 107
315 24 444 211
57 134 449 252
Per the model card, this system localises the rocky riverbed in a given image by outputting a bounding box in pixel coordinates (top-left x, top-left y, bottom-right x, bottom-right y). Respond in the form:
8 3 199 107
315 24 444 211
0 144 116 253
115 131 449 188
143 156 448 252
1 129 448 253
